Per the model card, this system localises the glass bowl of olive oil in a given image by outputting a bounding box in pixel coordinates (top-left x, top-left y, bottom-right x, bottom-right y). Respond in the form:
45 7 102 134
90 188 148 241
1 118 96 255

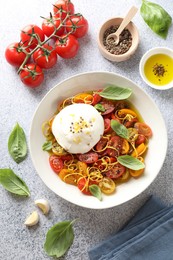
139 47 173 90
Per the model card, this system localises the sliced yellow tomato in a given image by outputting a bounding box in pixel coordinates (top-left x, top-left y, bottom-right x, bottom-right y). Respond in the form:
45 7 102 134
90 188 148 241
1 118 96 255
118 109 137 118
73 93 93 104
52 142 67 156
131 143 147 157
121 139 130 154
59 169 80 185
130 157 145 178
116 169 130 183
99 177 116 194
77 161 88 176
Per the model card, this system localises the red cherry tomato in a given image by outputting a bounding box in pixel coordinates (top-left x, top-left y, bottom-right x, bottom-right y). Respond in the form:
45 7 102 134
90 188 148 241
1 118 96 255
19 63 44 88
55 34 79 59
53 0 75 19
49 155 63 174
101 101 115 115
65 14 89 38
134 122 152 138
5 42 29 67
135 134 147 146
77 177 97 195
96 137 108 151
124 118 138 128
33 44 57 69
20 24 45 49
92 93 102 106
104 118 111 133
60 154 73 161
106 136 123 157
78 152 98 164
105 163 126 179
42 16 65 37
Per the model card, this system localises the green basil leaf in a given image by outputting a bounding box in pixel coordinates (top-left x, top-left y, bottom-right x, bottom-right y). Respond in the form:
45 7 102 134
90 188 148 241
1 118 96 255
117 155 145 170
99 85 132 100
44 220 76 258
8 123 27 163
89 185 102 201
94 104 105 112
111 120 129 139
0 169 30 196
140 0 172 39
42 141 53 151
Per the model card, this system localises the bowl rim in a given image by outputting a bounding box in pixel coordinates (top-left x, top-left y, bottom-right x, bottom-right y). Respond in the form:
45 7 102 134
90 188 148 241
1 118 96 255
97 17 139 61
29 71 168 209
139 46 173 90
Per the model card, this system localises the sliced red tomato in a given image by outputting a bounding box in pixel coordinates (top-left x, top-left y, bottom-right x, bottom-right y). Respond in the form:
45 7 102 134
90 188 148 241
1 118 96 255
92 93 102 106
60 154 73 161
106 136 123 157
78 152 98 164
33 44 57 69
104 118 111 133
101 101 115 115
95 137 108 152
65 14 89 38
124 118 138 128
77 177 98 195
20 24 45 49
104 163 126 179
49 155 63 174
134 122 152 138
135 134 147 146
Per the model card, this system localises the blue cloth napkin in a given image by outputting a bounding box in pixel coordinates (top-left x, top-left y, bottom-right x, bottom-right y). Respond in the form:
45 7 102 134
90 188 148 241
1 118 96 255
88 196 173 260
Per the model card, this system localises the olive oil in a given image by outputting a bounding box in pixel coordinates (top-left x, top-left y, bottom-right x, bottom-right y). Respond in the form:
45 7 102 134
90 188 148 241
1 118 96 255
144 54 173 86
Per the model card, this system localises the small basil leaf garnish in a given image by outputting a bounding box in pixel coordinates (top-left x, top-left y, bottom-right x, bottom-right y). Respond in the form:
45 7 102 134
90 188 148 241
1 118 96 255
0 169 30 196
42 141 53 151
44 220 76 258
117 155 145 170
111 120 129 139
8 123 27 163
94 104 105 112
140 0 172 39
89 185 102 201
99 85 132 100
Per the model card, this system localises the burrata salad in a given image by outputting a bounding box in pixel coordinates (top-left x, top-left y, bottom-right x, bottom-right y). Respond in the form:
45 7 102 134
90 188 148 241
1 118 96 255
42 85 152 200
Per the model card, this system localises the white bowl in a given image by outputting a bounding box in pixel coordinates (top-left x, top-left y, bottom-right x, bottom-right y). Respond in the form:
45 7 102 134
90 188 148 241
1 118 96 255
139 47 173 90
30 71 167 209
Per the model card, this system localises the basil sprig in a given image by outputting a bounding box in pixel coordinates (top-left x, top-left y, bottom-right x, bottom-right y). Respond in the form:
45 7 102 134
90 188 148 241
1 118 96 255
42 141 53 151
8 123 27 163
111 120 129 139
140 0 172 39
117 155 145 170
99 85 132 100
89 185 102 201
0 169 30 196
44 220 76 258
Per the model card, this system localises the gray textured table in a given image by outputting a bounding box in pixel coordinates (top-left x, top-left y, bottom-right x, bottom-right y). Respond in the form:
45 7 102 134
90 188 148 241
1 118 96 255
1 0 173 259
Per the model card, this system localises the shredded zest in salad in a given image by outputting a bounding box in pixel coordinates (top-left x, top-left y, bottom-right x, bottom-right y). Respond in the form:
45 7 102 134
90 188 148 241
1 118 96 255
42 86 152 199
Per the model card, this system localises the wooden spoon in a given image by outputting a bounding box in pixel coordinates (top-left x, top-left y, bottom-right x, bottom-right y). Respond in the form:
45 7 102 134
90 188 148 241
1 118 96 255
106 6 138 45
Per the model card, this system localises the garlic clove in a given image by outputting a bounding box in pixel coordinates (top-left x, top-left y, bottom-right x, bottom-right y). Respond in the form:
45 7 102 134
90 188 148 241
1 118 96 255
34 199 50 214
24 211 39 226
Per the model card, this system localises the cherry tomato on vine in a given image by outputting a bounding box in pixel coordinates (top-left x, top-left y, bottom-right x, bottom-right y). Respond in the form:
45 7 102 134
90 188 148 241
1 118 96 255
65 14 89 38
42 15 65 37
53 0 75 20
19 63 44 88
49 155 63 174
20 25 45 49
55 34 79 59
33 44 57 69
5 42 29 67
